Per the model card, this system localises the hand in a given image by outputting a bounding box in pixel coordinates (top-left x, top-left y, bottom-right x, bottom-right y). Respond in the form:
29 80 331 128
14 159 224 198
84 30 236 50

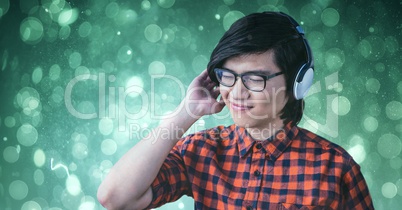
183 69 225 118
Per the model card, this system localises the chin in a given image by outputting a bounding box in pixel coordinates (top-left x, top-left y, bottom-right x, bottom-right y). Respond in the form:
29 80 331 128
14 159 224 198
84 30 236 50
231 114 259 128
231 112 281 129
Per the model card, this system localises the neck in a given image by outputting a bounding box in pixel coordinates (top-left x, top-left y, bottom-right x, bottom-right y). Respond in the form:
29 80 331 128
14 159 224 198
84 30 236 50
245 119 285 141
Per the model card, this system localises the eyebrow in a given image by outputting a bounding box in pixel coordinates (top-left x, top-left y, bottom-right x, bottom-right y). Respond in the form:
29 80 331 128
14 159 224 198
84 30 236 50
221 67 274 75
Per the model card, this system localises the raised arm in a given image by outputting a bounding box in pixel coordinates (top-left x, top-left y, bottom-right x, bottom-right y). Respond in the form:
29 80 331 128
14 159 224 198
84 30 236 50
97 70 225 210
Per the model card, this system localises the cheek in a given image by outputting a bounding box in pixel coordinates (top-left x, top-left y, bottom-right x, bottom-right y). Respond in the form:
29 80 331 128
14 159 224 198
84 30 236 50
265 83 288 101
253 88 287 107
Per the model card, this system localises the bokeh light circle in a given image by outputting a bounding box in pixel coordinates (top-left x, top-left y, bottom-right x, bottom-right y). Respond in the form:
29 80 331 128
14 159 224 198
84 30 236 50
44 0 66 16
325 48 345 70
300 3 322 26
381 182 397 199
4 116 16 128
348 135 368 164
51 86 64 104
101 139 117 156
58 8 79 26
148 61 166 76
32 67 43 84
0 0 10 18
66 174 81 196
59 25 71 40
79 199 96 210
3 146 19 163
375 62 385 72
117 45 133 63
69 52 82 69
49 64 61 80
21 200 42 210
385 101 402 120
115 9 137 25
17 123 38 147
331 96 351 116
99 118 114 136
74 66 90 79
347 144 366 164
171 26 191 49
162 28 175 44
16 87 40 108
377 133 402 159
105 2 119 18
363 116 378 132
20 17 44 44
223 11 244 31
157 0 175 8
34 149 46 167
125 76 144 98
72 142 88 159
9 180 28 200
144 24 162 43
141 1 151 10
321 8 340 27
308 31 325 49
365 78 380 93
34 169 44 185
78 21 92 38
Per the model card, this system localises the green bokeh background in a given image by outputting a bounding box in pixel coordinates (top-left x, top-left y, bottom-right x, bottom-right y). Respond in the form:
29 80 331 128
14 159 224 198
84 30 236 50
0 0 401 209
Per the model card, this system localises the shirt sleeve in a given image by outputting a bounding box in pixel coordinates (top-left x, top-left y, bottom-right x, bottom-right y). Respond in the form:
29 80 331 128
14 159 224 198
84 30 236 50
341 158 374 209
145 137 192 209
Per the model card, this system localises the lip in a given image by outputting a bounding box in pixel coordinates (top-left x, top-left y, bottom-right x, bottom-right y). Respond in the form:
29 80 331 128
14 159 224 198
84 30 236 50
230 102 253 111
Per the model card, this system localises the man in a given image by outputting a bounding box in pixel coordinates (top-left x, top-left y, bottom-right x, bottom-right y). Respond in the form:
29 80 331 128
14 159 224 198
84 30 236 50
97 12 374 210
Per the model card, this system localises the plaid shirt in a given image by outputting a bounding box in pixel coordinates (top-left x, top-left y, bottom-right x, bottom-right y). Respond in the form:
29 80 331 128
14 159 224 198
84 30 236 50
147 122 374 210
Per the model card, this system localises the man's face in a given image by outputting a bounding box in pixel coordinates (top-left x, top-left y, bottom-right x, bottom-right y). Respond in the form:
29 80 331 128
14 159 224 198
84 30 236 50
219 51 288 130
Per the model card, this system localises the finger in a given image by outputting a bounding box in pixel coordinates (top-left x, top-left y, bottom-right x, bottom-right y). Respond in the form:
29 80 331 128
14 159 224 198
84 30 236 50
211 87 221 99
193 71 209 86
205 81 216 90
199 69 209 79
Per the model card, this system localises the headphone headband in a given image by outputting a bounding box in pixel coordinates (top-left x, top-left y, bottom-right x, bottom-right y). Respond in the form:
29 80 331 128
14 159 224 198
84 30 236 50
276 12 315 99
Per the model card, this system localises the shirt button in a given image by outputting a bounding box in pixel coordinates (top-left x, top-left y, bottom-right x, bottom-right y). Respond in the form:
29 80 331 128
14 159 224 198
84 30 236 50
254 170 261 176
256 143 262 149
246 206 253 210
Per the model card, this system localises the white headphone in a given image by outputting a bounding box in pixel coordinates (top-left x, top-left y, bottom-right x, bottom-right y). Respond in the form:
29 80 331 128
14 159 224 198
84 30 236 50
279 12 314 100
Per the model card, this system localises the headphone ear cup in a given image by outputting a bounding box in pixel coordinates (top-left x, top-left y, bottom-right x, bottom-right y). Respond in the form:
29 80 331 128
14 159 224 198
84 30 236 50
293 67 314 100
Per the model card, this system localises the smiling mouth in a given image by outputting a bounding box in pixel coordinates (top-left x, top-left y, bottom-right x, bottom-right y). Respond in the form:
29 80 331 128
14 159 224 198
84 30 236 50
230 102 253 111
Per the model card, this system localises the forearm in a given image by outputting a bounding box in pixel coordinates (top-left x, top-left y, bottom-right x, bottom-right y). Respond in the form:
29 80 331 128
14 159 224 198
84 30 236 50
97 103 199 209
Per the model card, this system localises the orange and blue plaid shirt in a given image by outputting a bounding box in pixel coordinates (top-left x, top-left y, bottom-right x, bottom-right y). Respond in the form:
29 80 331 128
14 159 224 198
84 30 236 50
147 122 374 209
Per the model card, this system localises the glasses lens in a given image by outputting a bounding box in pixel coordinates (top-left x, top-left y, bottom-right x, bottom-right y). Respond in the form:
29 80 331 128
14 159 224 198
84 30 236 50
215 69 235 86
242 74 265 91
215 69 267 91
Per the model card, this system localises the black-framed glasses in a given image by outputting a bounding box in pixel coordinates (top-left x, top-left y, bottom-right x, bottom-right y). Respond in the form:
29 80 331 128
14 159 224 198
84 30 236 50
214 68 283 92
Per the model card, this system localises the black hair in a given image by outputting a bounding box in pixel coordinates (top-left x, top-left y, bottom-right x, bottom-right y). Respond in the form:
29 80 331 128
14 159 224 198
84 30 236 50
207 11 308 126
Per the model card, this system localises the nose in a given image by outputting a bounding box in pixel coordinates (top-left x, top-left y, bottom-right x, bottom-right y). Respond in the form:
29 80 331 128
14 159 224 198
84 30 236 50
230 76 249 99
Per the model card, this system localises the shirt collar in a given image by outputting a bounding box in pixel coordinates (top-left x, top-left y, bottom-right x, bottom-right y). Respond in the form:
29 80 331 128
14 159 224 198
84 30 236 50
235 121 298 161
